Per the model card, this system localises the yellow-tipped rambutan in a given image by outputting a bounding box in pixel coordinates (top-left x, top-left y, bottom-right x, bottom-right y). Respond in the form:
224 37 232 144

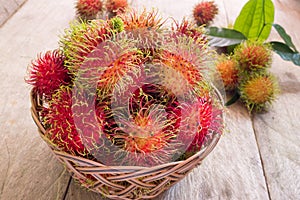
76 0 103 20
60 20 115 74
43 86 89 156
234 40 272 72
193 1 218 26
215 55 239 90
239 72 279 112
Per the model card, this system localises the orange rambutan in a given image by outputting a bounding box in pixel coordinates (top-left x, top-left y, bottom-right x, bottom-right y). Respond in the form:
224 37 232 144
76 0 103 20
239 73 279 112
26 50 70 99
215 55 239 90
193 1 218 26
234 40 272 71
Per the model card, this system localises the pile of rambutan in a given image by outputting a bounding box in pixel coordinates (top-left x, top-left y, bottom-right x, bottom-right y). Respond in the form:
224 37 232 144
76 0 129 20
215 40 279 112
26 10 225 169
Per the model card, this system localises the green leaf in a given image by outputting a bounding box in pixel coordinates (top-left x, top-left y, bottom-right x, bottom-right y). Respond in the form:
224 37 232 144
234 0 274 41
270 41 300 66
292 53 300 66
207 27 247 47
225 91 241 107
273 24 298 52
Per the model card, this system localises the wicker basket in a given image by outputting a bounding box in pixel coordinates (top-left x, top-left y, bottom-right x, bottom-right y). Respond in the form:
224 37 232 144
30 89 223 200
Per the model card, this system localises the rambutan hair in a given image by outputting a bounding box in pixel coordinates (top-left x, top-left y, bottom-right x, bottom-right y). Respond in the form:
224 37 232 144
119 9 165 31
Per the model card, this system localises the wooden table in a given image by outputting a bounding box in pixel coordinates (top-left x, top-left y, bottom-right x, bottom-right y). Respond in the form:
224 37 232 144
0 0 299 199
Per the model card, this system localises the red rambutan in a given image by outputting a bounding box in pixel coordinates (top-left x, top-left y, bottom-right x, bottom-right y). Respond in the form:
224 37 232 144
193 1 218 26
172 18 207 43
76 0 103 20
177 95 223 156
28 10 225 170
97 83 181 166
26 50 70 99
106 0 128 17
43 86 88 155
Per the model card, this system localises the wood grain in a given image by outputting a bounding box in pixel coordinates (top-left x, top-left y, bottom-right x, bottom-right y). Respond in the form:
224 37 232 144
0 0 27 27
0 0 75 199
251 1 300 199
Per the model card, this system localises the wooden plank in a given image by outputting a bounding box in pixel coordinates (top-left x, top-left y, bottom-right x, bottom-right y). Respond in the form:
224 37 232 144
0 0 27 27
156 103 269 200
0 0 76 199
252 1 300 199
64 0 269 199
65 179 105 200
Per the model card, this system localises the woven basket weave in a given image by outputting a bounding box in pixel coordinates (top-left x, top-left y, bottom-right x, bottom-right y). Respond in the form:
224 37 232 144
30 89 222 200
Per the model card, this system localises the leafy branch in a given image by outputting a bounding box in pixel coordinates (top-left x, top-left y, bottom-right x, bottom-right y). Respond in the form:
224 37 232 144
207 0 300 66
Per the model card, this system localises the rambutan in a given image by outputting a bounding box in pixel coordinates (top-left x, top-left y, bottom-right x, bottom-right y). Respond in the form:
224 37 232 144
75 0 103 20
60 20 114 74
172 18 207 43
177 95 223 157
119 9 164 31
153 35 211 97
234 41 272 71
26 50 70 99
193 1 218 26
239 73 279 112
97 83 181 166
215 55 239 90
106 0 128 17
43 86 88 155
